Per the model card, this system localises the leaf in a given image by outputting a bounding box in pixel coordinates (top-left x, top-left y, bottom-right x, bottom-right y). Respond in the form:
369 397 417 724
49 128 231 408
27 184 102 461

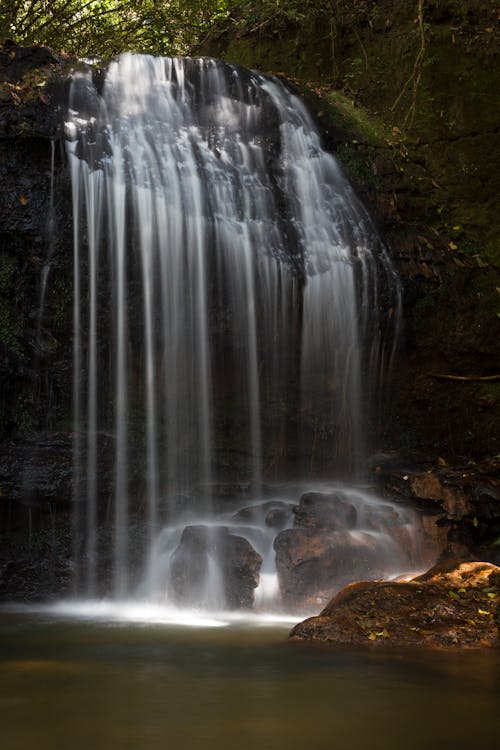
368 629 389 640
472 516 479 528
449 241 458 250
477 609 491 616
487 592 496 599
473 254 489 268
19 194 28 206
448 591 459 599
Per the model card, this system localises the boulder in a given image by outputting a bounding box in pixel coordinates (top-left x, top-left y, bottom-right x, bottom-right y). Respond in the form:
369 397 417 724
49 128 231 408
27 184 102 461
290 560 500 648
231 500 293 528
169 524 262 609
293 491 357 530
274 527 397 610
274 490 425 609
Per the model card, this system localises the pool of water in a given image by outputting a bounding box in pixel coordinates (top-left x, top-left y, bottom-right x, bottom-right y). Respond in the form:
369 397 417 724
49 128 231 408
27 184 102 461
1 606 499 750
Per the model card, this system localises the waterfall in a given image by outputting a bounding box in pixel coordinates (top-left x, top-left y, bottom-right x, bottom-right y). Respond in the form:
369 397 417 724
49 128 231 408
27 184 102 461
66 54 403 606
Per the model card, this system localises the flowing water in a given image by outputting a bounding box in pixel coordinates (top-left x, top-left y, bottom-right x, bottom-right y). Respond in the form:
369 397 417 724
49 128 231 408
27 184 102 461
0 611 499 750
65 53 407 607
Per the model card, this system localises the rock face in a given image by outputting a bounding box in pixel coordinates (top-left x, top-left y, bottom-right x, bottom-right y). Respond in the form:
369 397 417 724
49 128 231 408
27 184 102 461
168 525 262 609
373 455 500 565
201 2 500 464
290 560 500 649
274 490 426 610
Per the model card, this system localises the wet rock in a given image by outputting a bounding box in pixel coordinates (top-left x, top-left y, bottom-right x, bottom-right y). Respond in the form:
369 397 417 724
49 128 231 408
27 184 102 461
274 489 428 610
265 506 291 528
169 525 262 609
290 560 500 649
0 511 73 601
374 461 500 563
231 500 292 528
409 473 471 520
0 432 73 510
274 527 396 610
293 492 357 530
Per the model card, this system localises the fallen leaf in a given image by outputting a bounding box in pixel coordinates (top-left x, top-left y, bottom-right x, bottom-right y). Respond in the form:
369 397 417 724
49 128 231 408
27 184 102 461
473 254 488 268
19 194 28 206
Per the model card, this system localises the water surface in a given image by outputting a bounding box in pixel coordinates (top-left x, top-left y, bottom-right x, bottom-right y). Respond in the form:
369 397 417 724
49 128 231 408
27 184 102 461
1 608 498 750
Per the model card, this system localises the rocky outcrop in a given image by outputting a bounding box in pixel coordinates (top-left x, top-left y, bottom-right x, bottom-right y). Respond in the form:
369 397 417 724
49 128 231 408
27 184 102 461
0 41 73 444
372 454 500 565
290 560 500 648
168 525 263 609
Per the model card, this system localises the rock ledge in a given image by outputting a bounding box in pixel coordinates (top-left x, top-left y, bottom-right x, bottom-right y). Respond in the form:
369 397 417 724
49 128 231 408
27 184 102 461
290 560 500 649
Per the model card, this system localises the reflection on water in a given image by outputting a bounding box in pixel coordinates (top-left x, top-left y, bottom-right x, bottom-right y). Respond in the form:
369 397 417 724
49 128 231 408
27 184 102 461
1 610 499 750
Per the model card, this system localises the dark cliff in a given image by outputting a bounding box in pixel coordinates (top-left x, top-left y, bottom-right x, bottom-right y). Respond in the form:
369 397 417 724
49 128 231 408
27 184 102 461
201 0 500 462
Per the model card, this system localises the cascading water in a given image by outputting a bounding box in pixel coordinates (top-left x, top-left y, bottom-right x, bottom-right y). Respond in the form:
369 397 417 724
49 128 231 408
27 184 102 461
65 53 417 613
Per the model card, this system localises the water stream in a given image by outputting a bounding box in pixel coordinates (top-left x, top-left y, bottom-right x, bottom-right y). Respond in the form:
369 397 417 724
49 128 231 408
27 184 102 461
65 53 408 610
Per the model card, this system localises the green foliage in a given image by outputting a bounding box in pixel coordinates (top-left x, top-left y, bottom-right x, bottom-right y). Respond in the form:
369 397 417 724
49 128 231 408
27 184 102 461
233 0 338 28
0 0 232 57
0 1 343 58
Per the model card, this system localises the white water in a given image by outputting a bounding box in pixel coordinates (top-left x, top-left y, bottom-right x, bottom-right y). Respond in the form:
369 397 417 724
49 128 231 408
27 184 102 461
66 54 405 611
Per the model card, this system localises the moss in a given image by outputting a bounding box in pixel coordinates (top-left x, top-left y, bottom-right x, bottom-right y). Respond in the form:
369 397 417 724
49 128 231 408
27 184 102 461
323 91 390 145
